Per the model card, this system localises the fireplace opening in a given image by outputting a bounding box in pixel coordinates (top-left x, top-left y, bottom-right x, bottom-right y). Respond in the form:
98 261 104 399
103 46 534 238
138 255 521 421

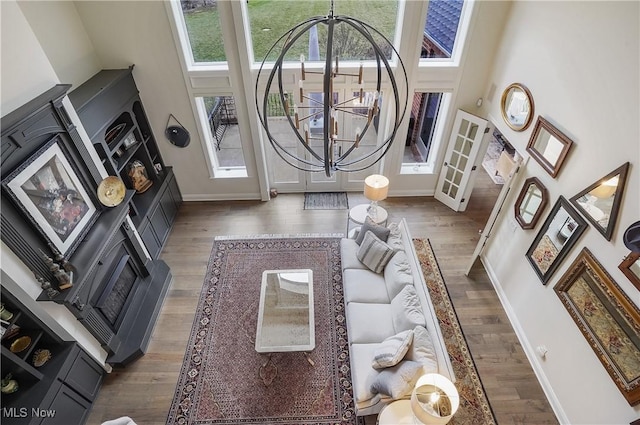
95 252 138 330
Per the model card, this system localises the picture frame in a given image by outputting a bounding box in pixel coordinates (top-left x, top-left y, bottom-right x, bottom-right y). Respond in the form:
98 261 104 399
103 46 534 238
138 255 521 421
555 247 640 406
619 252 640 291
500 82 535 132
514 176 548 230
526 117 574 178
569 162 630 241
525 196 587 284
2 136 99 256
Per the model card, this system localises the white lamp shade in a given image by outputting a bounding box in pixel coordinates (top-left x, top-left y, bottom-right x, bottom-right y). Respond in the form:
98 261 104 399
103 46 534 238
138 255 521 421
364 174 389 201
411 373 459 425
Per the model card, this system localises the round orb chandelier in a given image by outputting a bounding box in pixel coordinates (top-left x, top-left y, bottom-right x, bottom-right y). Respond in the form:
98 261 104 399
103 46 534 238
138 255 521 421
255 1 408 177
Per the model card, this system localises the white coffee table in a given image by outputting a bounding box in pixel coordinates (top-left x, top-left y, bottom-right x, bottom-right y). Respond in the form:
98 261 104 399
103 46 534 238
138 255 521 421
255 269 315 353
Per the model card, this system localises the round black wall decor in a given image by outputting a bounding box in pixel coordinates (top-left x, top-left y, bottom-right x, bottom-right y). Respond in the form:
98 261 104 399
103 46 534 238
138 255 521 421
165 114 190 147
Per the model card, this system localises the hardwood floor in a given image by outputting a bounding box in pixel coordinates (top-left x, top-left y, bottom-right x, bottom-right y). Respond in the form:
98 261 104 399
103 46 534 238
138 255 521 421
87 171 558 425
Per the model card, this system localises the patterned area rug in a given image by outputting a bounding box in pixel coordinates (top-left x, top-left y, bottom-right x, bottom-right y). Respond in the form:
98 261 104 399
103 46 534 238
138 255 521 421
166 235 360 425
304 192 349 210
413 238 497 425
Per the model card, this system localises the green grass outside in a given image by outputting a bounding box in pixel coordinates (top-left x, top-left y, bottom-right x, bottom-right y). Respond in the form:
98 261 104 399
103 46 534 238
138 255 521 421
183 0 398 63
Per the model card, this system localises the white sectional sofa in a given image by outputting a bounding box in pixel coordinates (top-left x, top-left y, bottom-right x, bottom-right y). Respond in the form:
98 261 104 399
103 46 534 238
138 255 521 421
340 218 454 416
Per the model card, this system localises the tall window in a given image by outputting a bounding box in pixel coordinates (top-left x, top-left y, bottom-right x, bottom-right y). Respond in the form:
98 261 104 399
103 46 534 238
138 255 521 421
179 0 226 63
196 96 247 176
247 0 399 63
420 0 464 59
401 92 449 174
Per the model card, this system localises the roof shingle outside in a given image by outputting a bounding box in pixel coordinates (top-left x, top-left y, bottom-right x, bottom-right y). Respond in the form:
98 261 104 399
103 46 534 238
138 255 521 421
424 0 464 56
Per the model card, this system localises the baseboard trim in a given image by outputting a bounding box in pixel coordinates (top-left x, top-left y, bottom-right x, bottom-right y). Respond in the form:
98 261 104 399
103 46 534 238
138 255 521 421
182 193 262 201
480 255 569 425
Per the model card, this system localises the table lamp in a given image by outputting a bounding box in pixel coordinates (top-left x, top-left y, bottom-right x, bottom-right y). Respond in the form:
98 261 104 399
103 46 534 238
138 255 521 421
364 174 389 220
410 373 459 425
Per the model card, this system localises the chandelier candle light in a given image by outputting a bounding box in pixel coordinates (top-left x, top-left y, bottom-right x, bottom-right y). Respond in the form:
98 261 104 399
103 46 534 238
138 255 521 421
255 0 408 177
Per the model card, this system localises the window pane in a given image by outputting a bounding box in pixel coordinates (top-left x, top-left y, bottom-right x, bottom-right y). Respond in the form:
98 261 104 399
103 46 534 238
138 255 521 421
248 0 398 63
420 0 464 59
181 2 226 62
402 92 443 173
200 96 246 171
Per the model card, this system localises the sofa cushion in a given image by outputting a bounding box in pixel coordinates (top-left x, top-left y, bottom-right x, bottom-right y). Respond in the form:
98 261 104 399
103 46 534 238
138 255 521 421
386 222 405 252
346 303 395 343
340 238 368 270
384 251 414 299
343 269 389 304
405 325 438 373
369 360 422 399
355 216 391 245
357 231 395 274
391 285 427 332
350 343 379 403
372 329 414 369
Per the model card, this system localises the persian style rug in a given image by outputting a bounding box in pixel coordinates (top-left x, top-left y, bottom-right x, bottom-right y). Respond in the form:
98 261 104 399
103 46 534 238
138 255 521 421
303 192 349 210
413 238 497 425
166 235 360 425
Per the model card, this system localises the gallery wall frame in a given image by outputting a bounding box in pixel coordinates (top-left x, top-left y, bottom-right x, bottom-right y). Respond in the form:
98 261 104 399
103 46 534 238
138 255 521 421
525 196 587 284
555 247 640 406
526 117 574 178
570 162 630 241
2 136 99 256
514 176 548 229
619 252 640 291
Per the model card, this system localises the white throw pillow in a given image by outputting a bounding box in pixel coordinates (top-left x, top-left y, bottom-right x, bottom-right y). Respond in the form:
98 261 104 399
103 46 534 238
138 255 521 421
384 251 414 299
386 222 405 252
405 325 438 373
357 231 395 274
390 285 427 332
371 329 414 369
369 360 422 399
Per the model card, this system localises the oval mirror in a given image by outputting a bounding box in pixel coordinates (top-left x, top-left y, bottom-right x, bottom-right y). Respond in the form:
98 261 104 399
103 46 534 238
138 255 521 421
500 83 534 131
515 177 548 229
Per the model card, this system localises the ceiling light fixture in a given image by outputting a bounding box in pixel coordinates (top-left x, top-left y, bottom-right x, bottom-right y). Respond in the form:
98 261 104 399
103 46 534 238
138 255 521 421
255 0 408 177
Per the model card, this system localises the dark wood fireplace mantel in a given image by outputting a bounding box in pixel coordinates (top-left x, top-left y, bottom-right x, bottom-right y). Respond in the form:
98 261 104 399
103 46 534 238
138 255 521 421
1 83 173 368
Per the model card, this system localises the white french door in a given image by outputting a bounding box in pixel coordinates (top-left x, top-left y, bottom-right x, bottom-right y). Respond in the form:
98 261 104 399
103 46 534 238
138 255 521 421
434 110 488 211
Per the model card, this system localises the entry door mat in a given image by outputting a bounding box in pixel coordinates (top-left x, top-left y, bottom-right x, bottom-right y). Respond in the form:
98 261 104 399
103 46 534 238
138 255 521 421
413 238 497 425
166 234 361 425
304 192 349 210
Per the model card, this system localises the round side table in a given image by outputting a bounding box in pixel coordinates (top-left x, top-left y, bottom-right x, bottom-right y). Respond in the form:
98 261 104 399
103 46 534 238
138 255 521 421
376 399 414 425
347 204 388 236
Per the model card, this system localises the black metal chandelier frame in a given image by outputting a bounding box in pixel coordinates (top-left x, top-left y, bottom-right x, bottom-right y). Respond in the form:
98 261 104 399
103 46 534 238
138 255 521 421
255 2 408 177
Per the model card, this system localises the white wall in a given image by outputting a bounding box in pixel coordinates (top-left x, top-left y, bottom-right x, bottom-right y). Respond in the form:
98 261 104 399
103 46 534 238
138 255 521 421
1 0 108 366
18 0 101 89
73 0 262 200
482 2 640 423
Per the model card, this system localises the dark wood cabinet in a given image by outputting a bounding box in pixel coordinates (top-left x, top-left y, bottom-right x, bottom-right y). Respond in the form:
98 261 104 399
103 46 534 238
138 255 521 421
69 66 182 259
0 288 104 425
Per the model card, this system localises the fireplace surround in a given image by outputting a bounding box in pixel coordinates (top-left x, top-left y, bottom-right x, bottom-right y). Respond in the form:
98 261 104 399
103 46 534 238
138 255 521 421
1 84 172 367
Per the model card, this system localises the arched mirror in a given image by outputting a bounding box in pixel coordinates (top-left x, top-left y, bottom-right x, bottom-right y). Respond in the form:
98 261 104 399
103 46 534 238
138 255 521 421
514 177 548 229
569 162 630 240
500 83 534 131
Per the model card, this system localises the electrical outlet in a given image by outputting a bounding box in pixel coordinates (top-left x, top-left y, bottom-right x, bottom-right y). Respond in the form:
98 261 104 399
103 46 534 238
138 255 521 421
537 345 548 359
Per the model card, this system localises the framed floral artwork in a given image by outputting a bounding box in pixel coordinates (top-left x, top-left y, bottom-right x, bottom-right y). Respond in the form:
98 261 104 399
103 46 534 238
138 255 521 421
2 135 99 256
555 247 640 405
